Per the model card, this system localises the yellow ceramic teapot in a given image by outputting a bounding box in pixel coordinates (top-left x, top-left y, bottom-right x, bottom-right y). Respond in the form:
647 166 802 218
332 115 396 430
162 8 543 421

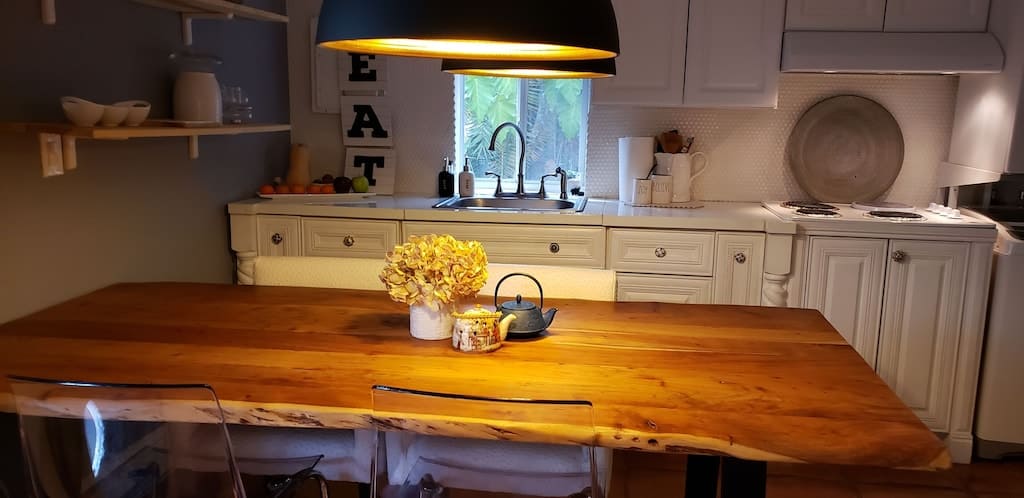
451 305 517 353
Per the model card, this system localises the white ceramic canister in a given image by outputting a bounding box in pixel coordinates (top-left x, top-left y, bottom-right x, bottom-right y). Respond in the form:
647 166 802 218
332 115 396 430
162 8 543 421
174 71 222 123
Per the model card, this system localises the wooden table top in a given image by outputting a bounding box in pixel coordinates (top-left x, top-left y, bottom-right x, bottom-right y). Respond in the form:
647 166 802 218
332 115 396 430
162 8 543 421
0 283 948 470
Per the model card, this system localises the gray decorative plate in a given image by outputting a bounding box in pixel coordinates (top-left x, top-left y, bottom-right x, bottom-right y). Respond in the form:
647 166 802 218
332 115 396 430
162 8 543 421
787 95 904 203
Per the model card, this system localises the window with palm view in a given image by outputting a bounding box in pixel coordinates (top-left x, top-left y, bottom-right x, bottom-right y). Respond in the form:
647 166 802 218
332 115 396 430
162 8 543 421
455 76 590 195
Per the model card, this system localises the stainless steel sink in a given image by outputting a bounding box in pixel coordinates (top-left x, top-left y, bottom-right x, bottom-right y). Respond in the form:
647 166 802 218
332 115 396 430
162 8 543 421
433 196 587 213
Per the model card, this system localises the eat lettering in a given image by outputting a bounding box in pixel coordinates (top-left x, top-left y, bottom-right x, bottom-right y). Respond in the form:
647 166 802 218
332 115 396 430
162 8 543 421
348 53 377 82
346 105 389 139
353 155 385 186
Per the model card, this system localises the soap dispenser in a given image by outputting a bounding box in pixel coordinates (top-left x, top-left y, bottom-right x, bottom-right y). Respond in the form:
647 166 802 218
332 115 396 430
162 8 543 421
438 157 455 197
458 158 475 197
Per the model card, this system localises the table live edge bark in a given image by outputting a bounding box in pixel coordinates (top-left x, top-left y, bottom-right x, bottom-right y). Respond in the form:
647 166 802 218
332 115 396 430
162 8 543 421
0 282 950 470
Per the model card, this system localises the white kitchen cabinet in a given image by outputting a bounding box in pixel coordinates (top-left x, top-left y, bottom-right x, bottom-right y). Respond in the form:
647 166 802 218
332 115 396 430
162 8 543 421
616 274 713 304
683 0 786 108
402 222 606 268
302 218 400 259
713 233 765 305
804 237 970 431
591 0 688 106
877 240 969 432
804 237 887 367
256 215 301 257
884 0 990 32
785 0 886 31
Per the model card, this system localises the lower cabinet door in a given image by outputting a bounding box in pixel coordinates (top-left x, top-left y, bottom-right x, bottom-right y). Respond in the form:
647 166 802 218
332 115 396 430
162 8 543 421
804 237 887 368
877 240 969 432
616 274 713 304
713 233 765 305
256 215 301 256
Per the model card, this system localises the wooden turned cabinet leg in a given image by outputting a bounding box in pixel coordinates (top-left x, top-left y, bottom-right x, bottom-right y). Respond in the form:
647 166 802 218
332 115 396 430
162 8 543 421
236 251 256 285
762 272 789 307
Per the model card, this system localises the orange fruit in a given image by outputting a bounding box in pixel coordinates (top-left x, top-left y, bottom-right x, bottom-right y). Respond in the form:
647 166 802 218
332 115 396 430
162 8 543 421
274 184 290 194
258 184 275 195
320 184 335 194
308 184 322 194
290 184 306 194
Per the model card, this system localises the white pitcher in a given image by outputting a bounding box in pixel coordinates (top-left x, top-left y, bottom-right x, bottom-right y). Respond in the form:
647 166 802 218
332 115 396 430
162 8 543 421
655 152 710 203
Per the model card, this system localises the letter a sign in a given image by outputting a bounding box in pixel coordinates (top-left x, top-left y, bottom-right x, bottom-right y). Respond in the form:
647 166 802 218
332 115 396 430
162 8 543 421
341 95 393 147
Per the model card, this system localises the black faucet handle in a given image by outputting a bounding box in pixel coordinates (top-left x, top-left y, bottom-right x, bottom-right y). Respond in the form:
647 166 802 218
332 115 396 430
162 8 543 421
485 171 503 195
539 172 559 197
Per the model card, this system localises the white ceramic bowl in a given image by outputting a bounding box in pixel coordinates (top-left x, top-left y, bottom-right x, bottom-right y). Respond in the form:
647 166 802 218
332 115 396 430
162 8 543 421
114 100 151 126
99 105 130 127
60 96 104 127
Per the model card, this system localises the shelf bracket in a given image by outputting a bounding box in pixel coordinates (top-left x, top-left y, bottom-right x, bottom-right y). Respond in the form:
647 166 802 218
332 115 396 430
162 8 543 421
41 0 56 24
188 136 199 159
38 133 64 177
181 12 233 46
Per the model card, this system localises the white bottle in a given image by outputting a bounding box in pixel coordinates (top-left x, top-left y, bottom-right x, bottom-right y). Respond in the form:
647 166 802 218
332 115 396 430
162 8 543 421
458 159 475 197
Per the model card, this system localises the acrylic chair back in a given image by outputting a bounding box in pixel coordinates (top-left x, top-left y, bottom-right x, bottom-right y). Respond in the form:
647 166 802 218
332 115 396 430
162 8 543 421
370 385 602 498
8 375 246 498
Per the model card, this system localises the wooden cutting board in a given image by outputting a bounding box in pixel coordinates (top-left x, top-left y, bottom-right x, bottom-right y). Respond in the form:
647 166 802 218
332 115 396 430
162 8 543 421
787 95 904 203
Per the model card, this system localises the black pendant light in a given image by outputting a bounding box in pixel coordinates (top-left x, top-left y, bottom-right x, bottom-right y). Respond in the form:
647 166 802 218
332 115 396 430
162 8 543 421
442 58 616 79
316 1 619 61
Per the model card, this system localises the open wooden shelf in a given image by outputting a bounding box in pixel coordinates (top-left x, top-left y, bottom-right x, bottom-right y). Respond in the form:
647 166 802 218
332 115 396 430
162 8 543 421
40 0 287 35
129 0 289 23
1 122 291 176
1 122 291 139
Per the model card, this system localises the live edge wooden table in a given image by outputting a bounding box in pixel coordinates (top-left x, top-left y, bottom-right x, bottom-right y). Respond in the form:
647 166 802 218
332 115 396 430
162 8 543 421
0 283 949 498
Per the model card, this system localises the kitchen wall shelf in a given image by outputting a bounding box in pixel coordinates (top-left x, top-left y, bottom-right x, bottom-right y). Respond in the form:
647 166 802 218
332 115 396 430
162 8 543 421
1 122 290 177
129 0 289 23
40 0 287 44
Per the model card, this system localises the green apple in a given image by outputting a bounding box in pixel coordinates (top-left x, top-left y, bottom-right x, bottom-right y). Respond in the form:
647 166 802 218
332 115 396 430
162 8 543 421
352 176 370 193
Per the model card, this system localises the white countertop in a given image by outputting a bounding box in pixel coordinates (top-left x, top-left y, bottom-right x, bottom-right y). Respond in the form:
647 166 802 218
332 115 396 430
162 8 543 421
228 196 797 234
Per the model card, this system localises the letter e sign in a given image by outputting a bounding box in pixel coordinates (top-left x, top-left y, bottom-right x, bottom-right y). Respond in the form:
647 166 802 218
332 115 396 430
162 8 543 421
345 148 396 194
341 96 394 147
339 52 387 93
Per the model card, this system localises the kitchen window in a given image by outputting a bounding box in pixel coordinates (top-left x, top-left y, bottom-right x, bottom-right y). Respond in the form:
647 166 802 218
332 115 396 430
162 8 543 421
454 75 590 196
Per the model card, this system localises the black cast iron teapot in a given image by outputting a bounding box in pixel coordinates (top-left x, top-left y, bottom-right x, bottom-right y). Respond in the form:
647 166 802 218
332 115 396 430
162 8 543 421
493 273 558 337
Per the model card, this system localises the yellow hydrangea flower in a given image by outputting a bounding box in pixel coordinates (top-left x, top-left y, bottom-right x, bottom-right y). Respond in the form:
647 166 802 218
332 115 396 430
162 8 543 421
379 234 489 308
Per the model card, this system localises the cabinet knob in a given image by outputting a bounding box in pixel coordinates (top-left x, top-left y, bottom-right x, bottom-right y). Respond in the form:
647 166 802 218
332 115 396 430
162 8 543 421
654 247 667 258
343 235 355 247
271 233 283 245
549 242 560 254
892 250 906 263
734 252 747 264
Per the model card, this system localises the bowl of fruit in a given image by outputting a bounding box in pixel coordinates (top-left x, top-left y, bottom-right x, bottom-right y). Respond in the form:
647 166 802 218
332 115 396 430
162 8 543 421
257 174 374 202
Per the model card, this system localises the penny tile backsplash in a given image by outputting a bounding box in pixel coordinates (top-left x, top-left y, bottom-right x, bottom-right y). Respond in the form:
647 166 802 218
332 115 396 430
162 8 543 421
585 73 958 206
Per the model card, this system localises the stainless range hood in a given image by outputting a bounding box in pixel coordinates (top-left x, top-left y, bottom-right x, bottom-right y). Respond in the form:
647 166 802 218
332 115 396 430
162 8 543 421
782 31 1005 74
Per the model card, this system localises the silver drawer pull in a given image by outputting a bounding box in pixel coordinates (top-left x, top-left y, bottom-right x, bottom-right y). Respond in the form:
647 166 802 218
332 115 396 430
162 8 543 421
343 235 355 247
892 250 906 263
734 253 747 264
654 247 667 258
271 233 283 245
549 242 560 254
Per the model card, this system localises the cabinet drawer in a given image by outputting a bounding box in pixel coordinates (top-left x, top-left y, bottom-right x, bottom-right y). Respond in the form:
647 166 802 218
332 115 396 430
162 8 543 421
608 229 715 275
403 222 605 268
257 215 301 256
617 274 713 304
302 218 400 258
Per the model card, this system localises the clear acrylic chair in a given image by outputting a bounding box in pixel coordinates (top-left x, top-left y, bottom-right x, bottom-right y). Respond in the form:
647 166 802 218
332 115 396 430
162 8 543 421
8 375 247 498
370 385 607 498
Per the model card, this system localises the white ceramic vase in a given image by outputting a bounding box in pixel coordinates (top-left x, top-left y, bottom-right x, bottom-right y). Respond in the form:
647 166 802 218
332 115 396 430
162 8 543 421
409 303 455 341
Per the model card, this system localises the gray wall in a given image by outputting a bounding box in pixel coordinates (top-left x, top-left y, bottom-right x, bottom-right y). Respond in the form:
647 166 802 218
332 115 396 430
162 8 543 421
0 0 290 323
